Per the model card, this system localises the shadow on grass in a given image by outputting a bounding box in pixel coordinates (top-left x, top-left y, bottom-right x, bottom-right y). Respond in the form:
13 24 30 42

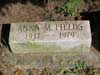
80 11 100 52
0 0 48 8
1 24 12 52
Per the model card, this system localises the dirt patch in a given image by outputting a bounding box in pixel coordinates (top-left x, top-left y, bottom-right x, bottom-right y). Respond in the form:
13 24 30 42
0 0 100 75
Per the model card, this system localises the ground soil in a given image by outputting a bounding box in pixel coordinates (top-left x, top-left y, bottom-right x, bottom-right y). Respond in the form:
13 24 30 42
0 0 100 75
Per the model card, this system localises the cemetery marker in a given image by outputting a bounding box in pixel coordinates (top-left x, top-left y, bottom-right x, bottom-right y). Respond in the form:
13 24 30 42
8 21 91 53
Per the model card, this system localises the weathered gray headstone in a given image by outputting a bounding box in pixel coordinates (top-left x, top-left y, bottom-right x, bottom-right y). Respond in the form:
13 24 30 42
9 21 91 53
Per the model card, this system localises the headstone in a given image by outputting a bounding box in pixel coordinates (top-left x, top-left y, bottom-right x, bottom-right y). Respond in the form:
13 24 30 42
9 21 91 53
2 21 92 69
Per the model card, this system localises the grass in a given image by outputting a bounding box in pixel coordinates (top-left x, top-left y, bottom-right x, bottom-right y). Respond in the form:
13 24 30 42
36 60 100 75
56 0 81 16
62 0 81 16
58 60 100 75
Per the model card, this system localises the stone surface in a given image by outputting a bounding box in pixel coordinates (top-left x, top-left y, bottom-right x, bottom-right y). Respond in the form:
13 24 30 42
9 21 91 53
0 21 93 69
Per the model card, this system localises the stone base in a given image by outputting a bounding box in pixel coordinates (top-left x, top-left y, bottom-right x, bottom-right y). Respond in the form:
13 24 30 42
13 51 100 69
